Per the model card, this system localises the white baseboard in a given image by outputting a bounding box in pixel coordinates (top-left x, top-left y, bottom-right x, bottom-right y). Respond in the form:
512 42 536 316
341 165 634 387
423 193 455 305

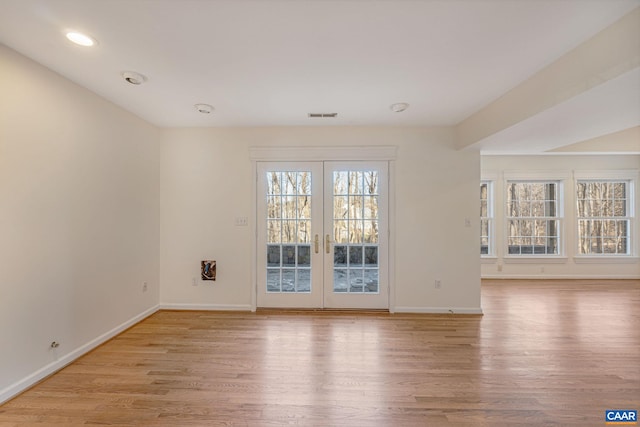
482 275 640 280
160 303 252 311
393 306 483 315
0 304 160 405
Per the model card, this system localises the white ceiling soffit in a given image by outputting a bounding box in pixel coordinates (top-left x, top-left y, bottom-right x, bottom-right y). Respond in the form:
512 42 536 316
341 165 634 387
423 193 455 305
550 126 640 154
475 68 640 154
0 0 637 134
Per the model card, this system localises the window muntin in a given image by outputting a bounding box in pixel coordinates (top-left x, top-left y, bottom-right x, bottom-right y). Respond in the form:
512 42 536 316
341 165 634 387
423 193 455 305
577 181 630 255
506 181 560 255
480 181 492 255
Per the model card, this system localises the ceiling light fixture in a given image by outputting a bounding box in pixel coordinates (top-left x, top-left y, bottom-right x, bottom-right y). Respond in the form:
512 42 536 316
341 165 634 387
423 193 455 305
121 71 147 85
390 102 410 113
195 103 214 114
65 31 96 47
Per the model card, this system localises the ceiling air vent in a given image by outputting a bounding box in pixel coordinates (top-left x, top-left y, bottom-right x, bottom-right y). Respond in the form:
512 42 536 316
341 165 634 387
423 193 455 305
308 113 338 118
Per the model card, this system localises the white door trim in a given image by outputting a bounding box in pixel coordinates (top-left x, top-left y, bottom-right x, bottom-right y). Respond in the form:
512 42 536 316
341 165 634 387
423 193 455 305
250 146 397 312
249 145 397 161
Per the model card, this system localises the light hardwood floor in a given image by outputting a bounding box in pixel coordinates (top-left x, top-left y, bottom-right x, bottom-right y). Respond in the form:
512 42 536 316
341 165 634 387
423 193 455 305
1 280 639 426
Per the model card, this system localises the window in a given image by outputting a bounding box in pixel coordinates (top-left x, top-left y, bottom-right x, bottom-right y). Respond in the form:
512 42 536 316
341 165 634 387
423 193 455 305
576 181 631 255
480 181 493 255
506 181 560 255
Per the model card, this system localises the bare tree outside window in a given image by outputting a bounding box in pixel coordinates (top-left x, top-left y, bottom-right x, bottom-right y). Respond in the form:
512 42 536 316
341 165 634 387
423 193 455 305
506 182 559 255
577 181 630 255
333 170 379 293
266 171 312 292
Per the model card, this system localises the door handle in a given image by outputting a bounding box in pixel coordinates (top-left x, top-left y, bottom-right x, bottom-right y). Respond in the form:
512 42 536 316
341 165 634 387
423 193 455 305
326 234 331 254
314 234 319 254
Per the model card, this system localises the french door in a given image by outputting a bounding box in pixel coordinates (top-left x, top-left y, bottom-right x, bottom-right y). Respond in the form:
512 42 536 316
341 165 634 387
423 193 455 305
256 161 388 309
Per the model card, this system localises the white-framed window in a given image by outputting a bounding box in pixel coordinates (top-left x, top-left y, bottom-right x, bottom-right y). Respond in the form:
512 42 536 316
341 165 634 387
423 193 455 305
576 180 633 255
480 181 493 256
506 180 562 255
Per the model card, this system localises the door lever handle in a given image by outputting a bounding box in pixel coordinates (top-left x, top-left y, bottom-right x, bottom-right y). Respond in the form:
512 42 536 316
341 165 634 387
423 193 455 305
326 234 331 254
314 234 319 254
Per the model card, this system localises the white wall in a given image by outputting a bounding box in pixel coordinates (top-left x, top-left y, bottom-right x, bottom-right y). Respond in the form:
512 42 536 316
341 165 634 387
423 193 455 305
481 154 640 278
160 127 481 313
0 45 160 401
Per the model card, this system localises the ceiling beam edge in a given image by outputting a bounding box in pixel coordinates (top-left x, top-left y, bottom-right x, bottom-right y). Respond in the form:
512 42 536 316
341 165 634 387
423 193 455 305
455 6 640 150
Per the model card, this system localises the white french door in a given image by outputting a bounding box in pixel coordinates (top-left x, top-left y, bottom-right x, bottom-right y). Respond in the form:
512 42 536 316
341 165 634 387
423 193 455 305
256 161 388 309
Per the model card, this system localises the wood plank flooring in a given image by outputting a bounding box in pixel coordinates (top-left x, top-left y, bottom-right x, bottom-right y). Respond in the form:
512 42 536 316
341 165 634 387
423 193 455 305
1 280 639 426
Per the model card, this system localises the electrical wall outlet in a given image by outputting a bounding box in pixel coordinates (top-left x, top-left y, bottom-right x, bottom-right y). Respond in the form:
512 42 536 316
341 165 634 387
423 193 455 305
235 216 248 226
434 279 442 289
142 281 148 292
192 277 197 286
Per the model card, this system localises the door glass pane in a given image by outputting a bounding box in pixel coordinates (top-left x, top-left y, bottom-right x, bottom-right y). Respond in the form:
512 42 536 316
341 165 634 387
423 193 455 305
265 170 312 293
298 246 311 267
334 269 348 292
364 221 378 243
364 196 378 219
349 220 363 243
349 246 363 266
283 172 297 195
334 220 348 244
282 269 295 292
267 245 280 267
282 220 297 243
267 196 281 219
267 172 281 195
364 246 378 266
334 196 349 219
267 220 281 243
333 170 380 294
349 269 364 292
334 245 347 267
267 269 280 292
364 269 379 293
334 172 349 195
282 196 297 218
296 196 311 218
297 269 311 292
282 246 296 266
298 220 311 243
349 172 363 194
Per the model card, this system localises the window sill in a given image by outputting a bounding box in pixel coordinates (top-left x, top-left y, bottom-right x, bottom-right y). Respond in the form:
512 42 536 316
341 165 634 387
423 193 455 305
503 256 568 264
574 256 639 264
481 256 498 264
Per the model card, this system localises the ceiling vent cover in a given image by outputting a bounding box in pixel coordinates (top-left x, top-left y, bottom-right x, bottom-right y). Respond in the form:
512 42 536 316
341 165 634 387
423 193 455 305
308 113 338 118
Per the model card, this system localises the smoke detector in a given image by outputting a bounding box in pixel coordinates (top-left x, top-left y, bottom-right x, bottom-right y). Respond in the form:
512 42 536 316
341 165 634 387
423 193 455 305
121 71 147 85
390 102 409 113
195 103 214 114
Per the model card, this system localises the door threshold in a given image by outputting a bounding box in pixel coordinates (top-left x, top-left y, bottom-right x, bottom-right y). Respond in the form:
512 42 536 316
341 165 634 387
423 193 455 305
255 308 390 315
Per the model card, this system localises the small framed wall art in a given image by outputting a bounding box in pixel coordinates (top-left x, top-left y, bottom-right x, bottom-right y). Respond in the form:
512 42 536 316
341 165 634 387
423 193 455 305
201 260 216 281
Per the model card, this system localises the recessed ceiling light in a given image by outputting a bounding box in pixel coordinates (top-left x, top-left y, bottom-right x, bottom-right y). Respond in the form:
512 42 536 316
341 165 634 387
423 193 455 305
195 104 214 114
65 31 96 47
121 71 147 85
390 103 410 113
